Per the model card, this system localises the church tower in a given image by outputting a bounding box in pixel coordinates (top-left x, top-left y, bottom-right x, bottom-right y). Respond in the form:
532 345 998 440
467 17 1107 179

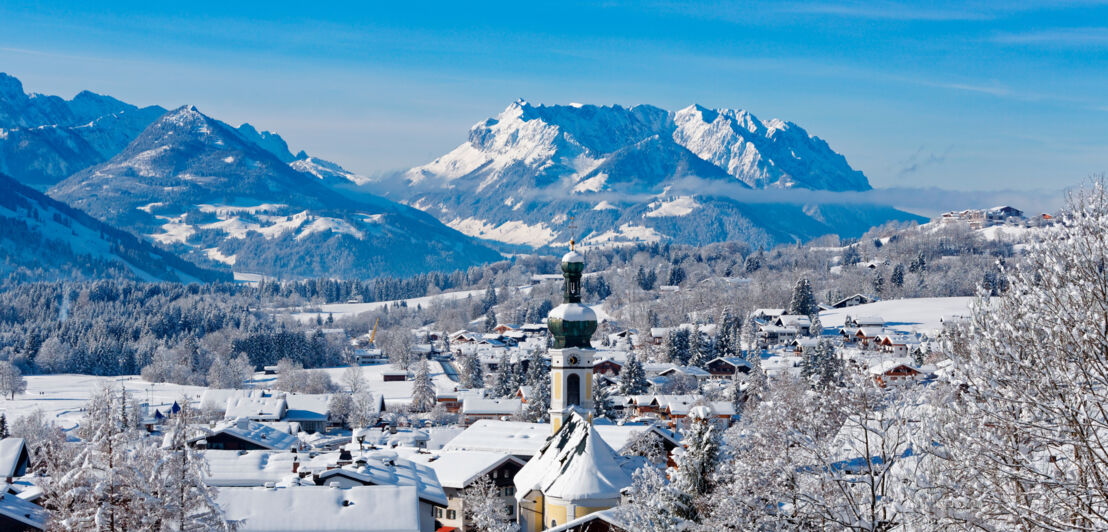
546 243 597 433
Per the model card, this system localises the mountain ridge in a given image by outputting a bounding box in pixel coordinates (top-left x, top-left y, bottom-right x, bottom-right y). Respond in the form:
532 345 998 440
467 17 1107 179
390 100 922 249
49 105 502 279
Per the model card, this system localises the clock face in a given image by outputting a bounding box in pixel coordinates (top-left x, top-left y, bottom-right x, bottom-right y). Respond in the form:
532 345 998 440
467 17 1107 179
568 355 579 365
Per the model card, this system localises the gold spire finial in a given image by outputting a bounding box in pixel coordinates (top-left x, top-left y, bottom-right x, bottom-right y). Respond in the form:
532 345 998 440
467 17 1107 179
568 215 576 251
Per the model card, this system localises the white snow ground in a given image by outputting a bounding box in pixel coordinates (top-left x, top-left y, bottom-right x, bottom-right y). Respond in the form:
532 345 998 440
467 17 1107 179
820 297 974 336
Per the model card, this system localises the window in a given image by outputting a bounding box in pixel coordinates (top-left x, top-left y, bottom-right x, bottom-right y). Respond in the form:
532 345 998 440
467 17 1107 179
567 373 580 406
505 505 514 515
434 508 442 518
446 510 457 520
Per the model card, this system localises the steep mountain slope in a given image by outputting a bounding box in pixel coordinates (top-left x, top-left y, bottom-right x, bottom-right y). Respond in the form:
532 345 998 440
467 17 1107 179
394 100 922 249
0 173 228 283
0 73 166 187
50 106 500 278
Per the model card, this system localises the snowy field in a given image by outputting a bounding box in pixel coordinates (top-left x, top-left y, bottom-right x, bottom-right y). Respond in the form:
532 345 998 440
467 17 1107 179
0 374 208 431
280 288 491 323
820 296 974 335
0 362 459 431
280 285 613 324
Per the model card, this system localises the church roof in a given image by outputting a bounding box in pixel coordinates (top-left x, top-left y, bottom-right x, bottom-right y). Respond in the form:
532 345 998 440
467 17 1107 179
513 412 633 502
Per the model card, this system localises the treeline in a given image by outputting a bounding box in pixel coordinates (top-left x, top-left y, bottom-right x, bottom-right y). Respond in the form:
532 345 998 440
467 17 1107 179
0 280 342 379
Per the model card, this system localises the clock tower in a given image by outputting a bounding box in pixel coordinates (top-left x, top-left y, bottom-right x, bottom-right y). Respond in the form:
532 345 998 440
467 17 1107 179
546 242 597 433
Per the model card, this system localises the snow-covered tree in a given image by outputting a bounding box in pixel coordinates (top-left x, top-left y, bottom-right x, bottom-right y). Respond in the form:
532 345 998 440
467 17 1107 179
664 328 691 365
341 365 367 394
463 475 516 532
672 407 721 521
328 393 353 427
740 315 759 355
789 277 818 316
460 354 484 389
592 378 617 420
924 183 1108 530
617 466 686 532
0 360 26 399
206 353 252 389
410 360 436 413
809 313 822 338
619 353 648 396
0 413 7 439
491 354 516 398
522 351 550 423
49 385 150 531
149 398 232 531
348 391 380 429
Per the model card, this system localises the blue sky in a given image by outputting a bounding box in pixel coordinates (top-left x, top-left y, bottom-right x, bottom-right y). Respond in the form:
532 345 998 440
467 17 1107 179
1 1 1105 199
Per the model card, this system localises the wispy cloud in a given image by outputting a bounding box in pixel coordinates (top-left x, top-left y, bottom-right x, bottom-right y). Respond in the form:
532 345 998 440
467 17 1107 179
779 1 993 21
992 27 1108 47
897 146 953 178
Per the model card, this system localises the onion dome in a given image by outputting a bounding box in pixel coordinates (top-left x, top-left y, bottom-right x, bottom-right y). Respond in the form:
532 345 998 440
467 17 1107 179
548 246 597 349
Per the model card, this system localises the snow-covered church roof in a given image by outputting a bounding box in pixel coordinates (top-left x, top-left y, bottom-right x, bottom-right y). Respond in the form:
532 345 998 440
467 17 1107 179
513 412 633 502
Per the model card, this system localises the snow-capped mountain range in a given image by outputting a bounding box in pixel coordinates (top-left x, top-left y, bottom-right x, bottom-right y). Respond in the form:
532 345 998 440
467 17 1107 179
392 100 920 249
0 73 167 188
49 106 500 278
0 172 228 283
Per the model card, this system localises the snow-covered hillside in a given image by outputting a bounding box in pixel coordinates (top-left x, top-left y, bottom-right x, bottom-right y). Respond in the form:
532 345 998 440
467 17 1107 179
49 106 501 278
0 172 227 282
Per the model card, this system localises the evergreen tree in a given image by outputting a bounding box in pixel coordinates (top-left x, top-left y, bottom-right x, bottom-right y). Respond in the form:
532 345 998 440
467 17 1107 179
809 313 823 338
524 351 550 422
0 414 7 439
689 328 716 368
740 316 759 356
593 379 617 420
744 354 767 409
460 354 484 389
150 399 233 530
665 328 691 365
410 360 436 413
491 354 516 398
872 271 886 295
672 408 721 521
891 263 906 288
789 278 817 316
620 353 649 395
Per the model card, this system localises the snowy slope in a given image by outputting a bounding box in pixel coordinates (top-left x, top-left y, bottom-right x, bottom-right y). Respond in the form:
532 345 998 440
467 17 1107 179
49 106 501 279
391 100 923 250
0 172 228 283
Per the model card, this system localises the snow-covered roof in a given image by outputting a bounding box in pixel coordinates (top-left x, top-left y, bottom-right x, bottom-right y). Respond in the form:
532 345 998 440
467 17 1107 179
216 485 421 532
407 451 524 489
777 315 812 327
706 356 750 368
545 508 630 532
867 358 919 375
202 450 298 487
309 450 447 506
281 393 331 421
200 388 262 410
462 398 521 415
548 303 596 322
562 249 584 263
225 396 286 421
659 366 711 378
0 438 27 478
513 412 633 502
0 491 47 530
195 419 299 451
443 420 674 457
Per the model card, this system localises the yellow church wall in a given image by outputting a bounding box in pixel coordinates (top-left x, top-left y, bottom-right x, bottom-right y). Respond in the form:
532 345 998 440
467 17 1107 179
585 372 592 399
546 502 568 529
553 370 562 401
574 505 614 520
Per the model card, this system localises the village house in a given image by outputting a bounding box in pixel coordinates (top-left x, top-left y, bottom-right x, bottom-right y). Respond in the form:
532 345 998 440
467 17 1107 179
216 485 432 532
409 451 525 532
461 398 522 425
0 438 31 483
867 359 925 387
832 293 875 308
704 356 752 378
189 419 300 451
